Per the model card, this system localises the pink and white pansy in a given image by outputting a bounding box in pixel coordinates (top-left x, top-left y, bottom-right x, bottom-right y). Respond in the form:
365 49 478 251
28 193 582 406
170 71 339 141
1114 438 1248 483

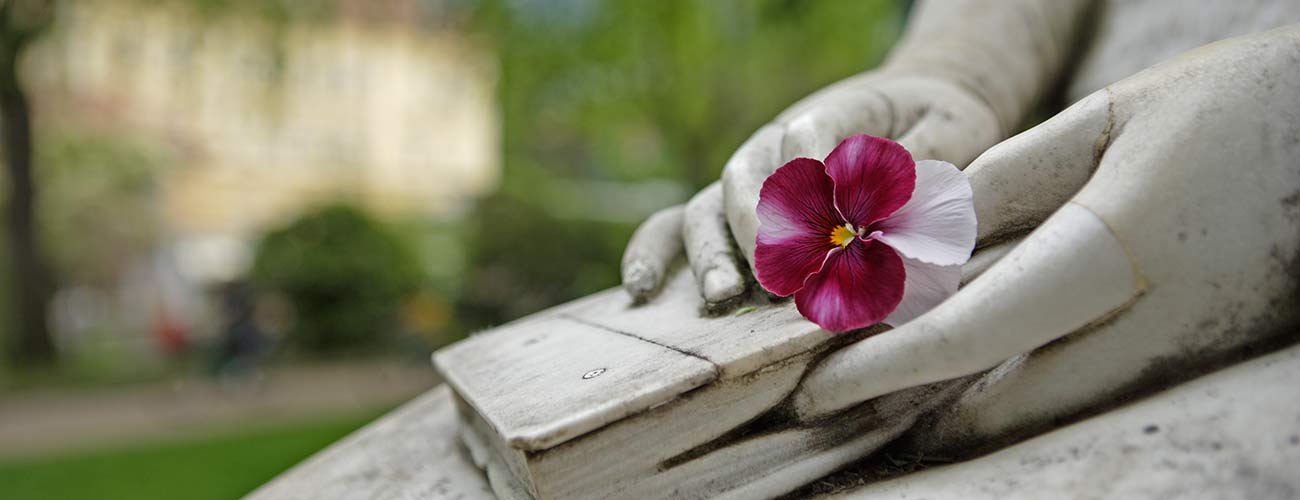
754 134 976 332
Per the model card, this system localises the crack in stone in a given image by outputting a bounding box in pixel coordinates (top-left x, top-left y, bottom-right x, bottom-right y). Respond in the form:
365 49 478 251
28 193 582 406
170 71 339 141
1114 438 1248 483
1093 88 1117 169
558 313 722 375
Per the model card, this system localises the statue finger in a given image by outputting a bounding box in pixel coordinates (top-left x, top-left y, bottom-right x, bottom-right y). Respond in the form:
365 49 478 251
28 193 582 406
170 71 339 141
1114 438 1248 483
894 99 1002 170
790 201 1144 422
684 182 748 307
778 89 896 162
967 90 1115 247
621 204 685 302
722 124 785 269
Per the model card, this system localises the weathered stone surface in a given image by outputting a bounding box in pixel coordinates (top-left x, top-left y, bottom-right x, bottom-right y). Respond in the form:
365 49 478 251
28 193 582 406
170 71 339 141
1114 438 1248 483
820 341 1300 499
564 266 832 378
434 314 719 451
252 341 1300 500
432 265 867 499
246 386 492 500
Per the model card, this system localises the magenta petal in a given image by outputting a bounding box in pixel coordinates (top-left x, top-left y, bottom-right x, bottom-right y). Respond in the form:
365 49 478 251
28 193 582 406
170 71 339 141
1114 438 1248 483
825 134 916 227
794 239 905 332
755 157 842 296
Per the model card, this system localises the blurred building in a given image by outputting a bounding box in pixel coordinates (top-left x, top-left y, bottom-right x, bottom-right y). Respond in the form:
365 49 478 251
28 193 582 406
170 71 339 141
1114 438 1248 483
22 0 497 360
28 0 497 280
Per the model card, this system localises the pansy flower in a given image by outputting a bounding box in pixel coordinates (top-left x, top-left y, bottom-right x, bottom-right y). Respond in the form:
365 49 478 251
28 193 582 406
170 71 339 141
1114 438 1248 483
754 134 976 332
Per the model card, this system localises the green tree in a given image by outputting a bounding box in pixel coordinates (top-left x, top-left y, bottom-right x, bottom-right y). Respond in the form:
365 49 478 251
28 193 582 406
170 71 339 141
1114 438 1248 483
38 134 163 288
250 203 424 354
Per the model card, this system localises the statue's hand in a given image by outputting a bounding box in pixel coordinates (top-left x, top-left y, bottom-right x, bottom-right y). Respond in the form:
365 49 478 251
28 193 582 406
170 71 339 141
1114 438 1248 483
791 26 1300 422
622 70 1002 305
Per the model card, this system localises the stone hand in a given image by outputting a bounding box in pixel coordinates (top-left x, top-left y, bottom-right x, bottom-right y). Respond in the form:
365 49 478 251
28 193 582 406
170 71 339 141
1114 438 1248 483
621 0 1092 306
791 26 1300 423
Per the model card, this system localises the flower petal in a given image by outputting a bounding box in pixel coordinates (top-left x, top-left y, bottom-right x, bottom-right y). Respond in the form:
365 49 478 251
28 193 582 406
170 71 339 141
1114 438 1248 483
882 257 960 327
874 159 976 266
755 157 843 296
794 239 905 332
825 134 916 227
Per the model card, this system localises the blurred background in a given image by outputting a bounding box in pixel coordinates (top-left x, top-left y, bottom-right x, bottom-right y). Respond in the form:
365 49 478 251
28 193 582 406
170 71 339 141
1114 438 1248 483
0 0 903 498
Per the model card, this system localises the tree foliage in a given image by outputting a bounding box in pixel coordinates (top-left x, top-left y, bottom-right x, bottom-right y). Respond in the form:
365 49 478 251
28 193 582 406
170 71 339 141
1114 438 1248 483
250 203 424 354
37 134 163 287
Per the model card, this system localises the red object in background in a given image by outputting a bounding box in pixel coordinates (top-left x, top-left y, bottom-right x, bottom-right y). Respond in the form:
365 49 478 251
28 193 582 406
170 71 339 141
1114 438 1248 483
154 309 189 355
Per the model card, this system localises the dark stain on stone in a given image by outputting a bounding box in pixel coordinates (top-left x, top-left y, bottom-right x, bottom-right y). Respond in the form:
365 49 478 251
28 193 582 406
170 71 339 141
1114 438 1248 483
1143 424 1160 435
656 328 881 472
1092 91 1117 169
763 377 979 500
1283 190 1300 210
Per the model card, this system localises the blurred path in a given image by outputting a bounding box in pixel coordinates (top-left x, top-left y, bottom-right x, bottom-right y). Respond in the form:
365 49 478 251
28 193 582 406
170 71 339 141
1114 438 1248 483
0 359 439 460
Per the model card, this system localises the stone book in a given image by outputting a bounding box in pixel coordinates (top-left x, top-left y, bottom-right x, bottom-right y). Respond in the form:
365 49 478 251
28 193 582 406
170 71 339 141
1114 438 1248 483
433 265 961 500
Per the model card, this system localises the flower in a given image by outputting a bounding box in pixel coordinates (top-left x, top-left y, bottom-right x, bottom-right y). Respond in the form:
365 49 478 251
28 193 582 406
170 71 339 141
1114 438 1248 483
754 134 976 332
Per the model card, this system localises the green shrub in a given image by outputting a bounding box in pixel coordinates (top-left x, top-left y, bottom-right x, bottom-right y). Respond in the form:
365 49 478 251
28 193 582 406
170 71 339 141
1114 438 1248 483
250 203 423 354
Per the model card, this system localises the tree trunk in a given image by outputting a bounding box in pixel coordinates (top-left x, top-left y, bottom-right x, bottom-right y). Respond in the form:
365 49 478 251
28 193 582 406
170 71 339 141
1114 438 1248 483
0 45 54 365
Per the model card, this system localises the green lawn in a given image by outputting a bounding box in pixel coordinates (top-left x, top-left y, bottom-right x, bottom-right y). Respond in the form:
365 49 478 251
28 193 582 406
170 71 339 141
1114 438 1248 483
0 410 386 500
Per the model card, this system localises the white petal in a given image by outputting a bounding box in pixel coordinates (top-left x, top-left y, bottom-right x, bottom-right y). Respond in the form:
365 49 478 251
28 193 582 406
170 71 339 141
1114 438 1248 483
883 257 960 327
874 159 976 266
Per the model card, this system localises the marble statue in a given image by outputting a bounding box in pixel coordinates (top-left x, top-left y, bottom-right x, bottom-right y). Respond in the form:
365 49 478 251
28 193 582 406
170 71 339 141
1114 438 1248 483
250 2 1300 499
624 0 1300 478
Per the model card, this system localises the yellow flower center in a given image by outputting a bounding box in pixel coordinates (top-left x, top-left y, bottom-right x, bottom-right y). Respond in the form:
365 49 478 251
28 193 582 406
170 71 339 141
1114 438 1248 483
829 224 857 247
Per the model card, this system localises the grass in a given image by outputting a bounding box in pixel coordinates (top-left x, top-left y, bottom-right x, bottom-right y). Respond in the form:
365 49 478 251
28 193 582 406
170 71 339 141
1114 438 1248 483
0 410 387 500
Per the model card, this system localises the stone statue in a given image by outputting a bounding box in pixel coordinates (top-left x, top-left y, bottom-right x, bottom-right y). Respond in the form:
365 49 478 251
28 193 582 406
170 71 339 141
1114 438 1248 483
250 2 1300 499
624 0 1300 477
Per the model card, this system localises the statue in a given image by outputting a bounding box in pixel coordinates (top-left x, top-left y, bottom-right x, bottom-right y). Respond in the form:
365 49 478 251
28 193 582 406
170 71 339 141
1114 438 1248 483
254 2 1300 499
619 0 1300 493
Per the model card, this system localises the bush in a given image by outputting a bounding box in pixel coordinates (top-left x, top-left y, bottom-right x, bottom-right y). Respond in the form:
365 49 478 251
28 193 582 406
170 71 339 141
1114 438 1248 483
457 191 632 329
250 203 423 354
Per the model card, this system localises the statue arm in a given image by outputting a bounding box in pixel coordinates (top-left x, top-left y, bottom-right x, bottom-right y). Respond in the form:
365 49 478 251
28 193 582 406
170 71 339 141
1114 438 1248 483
882 0 1095 136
